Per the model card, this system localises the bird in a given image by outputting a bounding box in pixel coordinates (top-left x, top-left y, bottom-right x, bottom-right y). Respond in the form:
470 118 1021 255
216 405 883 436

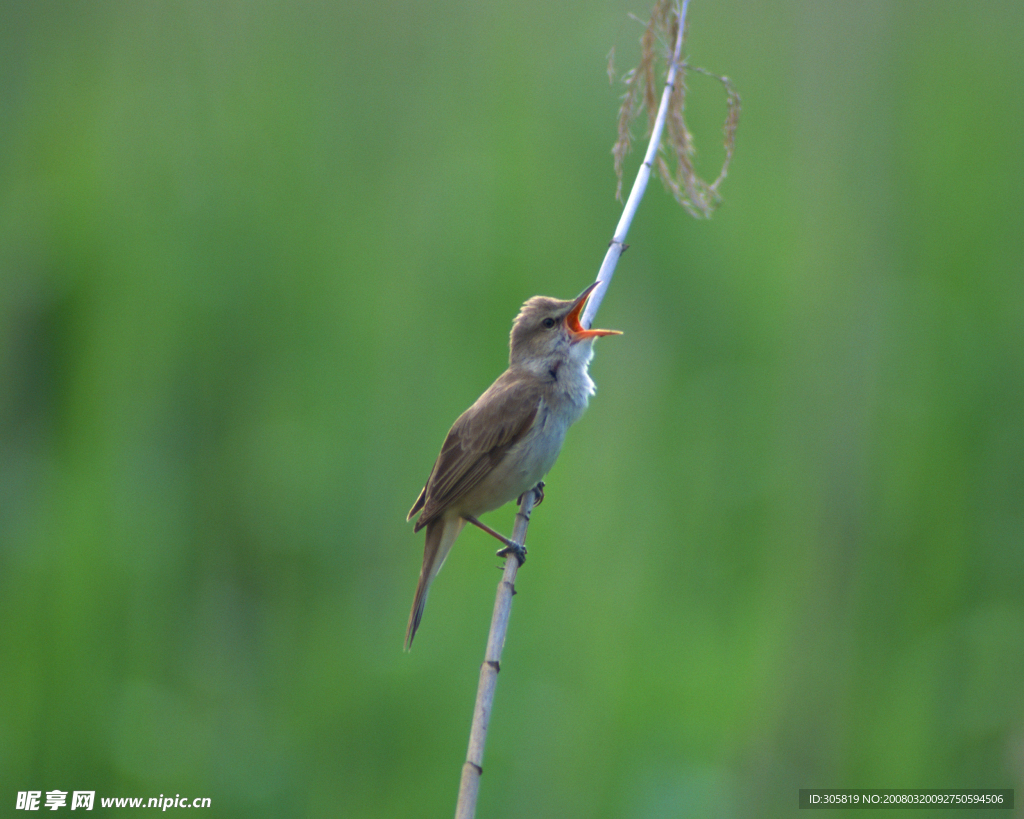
405 281 621 649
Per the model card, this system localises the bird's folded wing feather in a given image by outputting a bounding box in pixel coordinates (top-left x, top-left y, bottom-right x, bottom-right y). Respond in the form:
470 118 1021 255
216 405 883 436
409 370 542 530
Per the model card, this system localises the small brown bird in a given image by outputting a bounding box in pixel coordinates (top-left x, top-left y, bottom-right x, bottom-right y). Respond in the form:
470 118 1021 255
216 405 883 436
405 281 621 648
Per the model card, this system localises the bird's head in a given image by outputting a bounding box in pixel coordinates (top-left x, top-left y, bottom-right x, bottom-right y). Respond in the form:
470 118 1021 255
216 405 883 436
508 282 621 373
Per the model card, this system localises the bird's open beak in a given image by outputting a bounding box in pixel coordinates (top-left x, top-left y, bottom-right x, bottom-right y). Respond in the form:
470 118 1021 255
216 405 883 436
565 281 622 342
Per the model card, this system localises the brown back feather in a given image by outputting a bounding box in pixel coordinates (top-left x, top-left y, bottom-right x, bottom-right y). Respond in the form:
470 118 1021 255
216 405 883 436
410 369 543 530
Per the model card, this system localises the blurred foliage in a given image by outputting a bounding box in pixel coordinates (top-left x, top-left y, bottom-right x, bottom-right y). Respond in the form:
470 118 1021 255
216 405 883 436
2 1 1022 817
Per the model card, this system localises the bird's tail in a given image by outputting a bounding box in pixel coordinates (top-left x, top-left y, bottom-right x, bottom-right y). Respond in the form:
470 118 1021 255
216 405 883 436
405 516 465 650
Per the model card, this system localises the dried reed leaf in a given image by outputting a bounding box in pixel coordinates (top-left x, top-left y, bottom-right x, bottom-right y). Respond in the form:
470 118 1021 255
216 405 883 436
611 0 741 216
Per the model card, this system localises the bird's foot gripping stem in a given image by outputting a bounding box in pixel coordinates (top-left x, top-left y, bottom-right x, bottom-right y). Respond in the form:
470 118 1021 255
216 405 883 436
465 515 528 566
496 541 527 566
517 480 545 508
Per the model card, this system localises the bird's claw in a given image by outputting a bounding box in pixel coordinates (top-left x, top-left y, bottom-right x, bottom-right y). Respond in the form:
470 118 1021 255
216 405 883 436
497 541 527 566
518 481 545 507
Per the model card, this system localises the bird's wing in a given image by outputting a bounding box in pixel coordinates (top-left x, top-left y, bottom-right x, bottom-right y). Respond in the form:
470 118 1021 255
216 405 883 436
409 370 542 530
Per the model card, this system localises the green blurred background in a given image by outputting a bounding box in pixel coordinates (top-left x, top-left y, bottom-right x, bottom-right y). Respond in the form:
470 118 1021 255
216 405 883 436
2 1 1022 816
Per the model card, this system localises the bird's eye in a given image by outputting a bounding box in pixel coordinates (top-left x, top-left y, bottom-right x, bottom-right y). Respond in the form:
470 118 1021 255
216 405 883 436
542 317 557 329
